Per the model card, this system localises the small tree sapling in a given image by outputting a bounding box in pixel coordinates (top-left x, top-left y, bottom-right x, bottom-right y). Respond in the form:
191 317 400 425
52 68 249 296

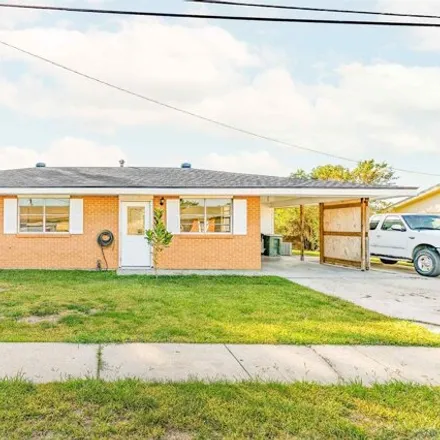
145 208 173 278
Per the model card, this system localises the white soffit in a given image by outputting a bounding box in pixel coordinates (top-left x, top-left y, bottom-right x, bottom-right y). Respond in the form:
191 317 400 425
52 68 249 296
0 187 418 199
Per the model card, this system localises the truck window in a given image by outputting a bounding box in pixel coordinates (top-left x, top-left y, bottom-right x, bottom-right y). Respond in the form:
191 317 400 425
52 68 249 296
402 215 440 231
381 216 406 231
369 217 381 230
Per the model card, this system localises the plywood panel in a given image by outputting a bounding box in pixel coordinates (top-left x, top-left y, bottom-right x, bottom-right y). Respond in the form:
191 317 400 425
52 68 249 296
323 206 361 233
320 199 369 270
324 236 362 261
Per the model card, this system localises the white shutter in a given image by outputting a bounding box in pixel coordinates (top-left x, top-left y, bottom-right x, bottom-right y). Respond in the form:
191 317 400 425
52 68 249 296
233 199 247 235
69 199 84 234
166 199 180 234
260 204 274 235
3 199 18 234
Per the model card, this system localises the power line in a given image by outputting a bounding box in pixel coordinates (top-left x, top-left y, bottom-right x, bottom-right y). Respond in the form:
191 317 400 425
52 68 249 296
0 39 438 178
187 0 440 21
1 3 440 27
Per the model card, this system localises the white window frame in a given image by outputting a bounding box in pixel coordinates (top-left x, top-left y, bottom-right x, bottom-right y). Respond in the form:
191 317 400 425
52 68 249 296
17 197 71 235
179 197 233 235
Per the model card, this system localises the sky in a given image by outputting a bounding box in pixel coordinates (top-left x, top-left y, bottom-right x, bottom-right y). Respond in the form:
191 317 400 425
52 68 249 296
0 0 439 190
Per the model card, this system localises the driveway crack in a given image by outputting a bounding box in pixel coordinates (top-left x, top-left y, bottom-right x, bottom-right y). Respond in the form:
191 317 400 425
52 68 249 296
224 345 252 379
352 346 409 382
352 346 387 367
309 346 344 382
96 344 104 380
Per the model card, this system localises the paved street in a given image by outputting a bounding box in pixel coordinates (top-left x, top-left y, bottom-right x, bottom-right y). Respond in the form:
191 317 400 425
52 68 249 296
1 343 440 385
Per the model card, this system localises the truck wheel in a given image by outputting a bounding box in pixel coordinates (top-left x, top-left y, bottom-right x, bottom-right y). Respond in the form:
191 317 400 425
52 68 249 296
380 258 398 265
414 248 440 277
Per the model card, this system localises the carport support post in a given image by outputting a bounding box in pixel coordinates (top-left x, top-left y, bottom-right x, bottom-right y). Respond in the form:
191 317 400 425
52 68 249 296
360 198 370 271
300 205 305 262
319 203 324 265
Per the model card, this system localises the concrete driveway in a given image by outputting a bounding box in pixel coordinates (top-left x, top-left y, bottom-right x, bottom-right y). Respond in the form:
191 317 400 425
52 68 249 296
262 257 440 327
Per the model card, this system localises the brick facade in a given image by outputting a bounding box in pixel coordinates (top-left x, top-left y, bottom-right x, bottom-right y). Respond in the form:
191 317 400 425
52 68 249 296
0 195 262 271
154 196 262 270
0 196 119 270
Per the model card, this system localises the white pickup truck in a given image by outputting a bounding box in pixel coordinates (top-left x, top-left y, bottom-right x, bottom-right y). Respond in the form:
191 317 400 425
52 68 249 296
369 213 440 277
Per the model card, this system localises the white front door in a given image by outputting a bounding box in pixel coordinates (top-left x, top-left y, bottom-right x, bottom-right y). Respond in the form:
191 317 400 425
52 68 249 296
121 202 152 267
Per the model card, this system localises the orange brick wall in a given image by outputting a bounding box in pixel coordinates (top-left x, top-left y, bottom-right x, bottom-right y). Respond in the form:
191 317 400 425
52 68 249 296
155 196 262 270
0 196 119 270
0 195 262 270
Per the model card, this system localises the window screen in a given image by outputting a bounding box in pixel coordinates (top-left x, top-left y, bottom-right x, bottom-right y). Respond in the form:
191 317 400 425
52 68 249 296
369 217 381 231
381 216 406 231
19 199 70 233
180 199 232 233
127 207 145 236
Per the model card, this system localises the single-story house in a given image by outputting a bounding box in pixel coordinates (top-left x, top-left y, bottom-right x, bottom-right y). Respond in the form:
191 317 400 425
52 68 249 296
0 164 416 271
391 183 440 214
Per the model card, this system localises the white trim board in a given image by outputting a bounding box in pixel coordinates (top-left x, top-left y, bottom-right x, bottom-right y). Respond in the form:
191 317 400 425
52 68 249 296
119 195 154 202
17 195 71 199
0 187 418 199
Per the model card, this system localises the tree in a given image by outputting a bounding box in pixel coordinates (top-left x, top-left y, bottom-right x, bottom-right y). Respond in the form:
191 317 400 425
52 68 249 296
145 208 173 278
290 168 309 180
277 160 398 250
291 160 396 186
351 159 396 186
275 206 319 251
291 160 397 214
309 164 352 181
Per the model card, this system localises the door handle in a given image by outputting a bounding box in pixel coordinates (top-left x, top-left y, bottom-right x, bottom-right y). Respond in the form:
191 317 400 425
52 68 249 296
376 235 381 238
409 236 415 239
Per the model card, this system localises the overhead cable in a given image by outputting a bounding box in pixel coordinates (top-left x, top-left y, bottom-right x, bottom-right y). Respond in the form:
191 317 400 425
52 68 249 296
1 39 438 177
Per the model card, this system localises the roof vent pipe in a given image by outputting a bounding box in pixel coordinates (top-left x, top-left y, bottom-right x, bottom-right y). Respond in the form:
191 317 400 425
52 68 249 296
36 162 46 168
181 163 192 169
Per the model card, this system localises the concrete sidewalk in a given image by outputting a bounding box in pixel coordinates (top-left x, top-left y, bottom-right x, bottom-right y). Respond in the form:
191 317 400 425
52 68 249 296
1 343 440 385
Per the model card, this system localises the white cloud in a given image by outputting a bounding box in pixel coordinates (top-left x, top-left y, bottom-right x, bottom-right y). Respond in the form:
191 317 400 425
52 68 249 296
0 17 440 161
376 0 440 51
200 150 289 176
0 0 44 30
0 137 127 169
196 63 440 156
0 19 260 130
0 0 94 30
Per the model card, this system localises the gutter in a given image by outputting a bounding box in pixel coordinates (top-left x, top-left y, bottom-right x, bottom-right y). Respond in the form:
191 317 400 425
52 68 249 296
0 187 418 198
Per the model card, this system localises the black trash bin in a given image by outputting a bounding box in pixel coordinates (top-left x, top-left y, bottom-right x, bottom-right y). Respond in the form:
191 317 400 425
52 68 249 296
262 234 282 257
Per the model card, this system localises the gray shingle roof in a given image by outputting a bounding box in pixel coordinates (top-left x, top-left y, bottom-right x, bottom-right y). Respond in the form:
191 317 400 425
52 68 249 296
0 167 415 190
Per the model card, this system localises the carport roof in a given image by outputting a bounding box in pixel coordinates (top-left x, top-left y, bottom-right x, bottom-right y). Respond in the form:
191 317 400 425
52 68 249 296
0 167 418 190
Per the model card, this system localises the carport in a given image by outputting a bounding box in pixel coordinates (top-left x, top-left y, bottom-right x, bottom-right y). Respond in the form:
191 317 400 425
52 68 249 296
260 186 417 271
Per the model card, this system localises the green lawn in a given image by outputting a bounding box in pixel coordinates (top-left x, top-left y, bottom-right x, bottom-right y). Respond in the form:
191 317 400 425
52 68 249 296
1 379 440 439
0 271 438 345
293 249 321 257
